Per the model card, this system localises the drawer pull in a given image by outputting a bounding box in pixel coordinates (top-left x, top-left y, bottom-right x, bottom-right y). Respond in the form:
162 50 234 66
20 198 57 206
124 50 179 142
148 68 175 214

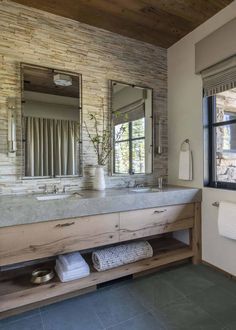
55 222 75 228
153 209 167 214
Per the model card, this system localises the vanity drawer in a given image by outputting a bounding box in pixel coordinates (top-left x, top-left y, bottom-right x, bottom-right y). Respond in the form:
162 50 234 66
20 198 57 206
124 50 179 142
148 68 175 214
119 203 194 241
0 213 119 266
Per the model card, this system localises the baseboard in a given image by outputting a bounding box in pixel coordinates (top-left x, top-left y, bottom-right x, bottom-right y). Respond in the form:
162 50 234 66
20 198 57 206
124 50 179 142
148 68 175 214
201 260 236 280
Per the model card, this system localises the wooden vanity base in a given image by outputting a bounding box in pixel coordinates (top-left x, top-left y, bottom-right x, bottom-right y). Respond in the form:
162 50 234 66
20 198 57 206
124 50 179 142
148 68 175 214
0 202 201 319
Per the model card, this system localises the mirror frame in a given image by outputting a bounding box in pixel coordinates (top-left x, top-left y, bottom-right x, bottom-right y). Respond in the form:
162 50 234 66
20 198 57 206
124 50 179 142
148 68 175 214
108 79 154 177
20 62 83 180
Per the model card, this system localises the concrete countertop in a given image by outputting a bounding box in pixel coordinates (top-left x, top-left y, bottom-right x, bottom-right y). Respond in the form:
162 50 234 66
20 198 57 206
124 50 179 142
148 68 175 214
0 185 202 228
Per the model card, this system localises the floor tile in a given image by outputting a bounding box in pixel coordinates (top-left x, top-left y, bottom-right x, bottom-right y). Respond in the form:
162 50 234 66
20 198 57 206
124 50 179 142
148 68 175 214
189 264 234 285
223 321 236 330
88 285 147 328
0 314 43 330
41 295 103 330
128 276 185 309
0 310 40 327
188 285 236 325
107 311 165 330
1 264 235 330
161 265 215 296
157 298 222 330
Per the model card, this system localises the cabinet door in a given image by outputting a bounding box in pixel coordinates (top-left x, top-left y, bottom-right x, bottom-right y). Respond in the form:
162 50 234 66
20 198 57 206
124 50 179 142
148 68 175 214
119 204 194 241
0 213 119 266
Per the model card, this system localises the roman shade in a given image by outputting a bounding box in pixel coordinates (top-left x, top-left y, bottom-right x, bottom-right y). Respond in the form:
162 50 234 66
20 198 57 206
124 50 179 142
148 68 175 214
113 99 145 125
201 56 236 97
195 18 236 74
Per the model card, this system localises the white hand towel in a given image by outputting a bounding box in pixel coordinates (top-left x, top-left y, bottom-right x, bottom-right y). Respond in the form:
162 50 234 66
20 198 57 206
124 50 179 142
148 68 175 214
55 260 90 282
218 201 236 240
58 252 87 271
178 141 193 181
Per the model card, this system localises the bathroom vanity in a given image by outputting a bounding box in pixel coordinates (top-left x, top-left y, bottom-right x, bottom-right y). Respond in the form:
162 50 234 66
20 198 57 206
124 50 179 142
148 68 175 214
0 186 201 319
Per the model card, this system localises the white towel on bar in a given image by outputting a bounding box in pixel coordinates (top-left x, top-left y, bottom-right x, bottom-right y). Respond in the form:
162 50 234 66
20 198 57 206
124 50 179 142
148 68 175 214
178 141 193 180
218 201 236 240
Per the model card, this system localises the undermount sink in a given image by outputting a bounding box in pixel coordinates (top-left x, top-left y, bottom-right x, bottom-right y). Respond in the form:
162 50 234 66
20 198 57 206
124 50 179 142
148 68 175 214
36 194 73 201
131 187 161 193
131 187 151 192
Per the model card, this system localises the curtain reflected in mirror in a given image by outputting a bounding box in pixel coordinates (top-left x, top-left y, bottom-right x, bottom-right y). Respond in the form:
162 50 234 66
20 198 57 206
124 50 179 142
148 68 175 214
110 81 153 175
24 117 77 177
21 64 82 178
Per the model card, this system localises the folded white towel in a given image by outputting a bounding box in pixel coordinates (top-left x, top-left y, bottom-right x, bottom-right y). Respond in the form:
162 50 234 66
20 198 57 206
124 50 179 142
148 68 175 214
58 252 87 272
92 241 153 272
218 201 236 240
178 141 193 181
55 260 90 282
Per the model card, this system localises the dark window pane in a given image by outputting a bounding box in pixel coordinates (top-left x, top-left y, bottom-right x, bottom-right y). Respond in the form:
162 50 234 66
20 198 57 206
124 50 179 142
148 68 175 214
132 118 145 138
215 89 236 123
132 139 145 174
114 123 129 141
114 141 129 173
215 124 236 183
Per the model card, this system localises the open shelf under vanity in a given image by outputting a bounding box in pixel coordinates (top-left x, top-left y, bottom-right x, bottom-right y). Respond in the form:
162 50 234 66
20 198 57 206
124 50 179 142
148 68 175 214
0 237 193 319
0 201 201 319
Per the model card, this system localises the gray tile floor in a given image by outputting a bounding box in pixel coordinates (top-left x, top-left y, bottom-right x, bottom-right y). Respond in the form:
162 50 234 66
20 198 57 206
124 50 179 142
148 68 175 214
1 264 236 330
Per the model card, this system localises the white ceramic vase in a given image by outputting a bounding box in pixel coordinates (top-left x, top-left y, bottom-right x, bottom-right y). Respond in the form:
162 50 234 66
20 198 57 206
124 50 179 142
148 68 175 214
93 165 106 191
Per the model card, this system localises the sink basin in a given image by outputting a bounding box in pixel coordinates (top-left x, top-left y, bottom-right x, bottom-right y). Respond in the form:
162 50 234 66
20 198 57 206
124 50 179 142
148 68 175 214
131 187 161 193
131 188 151 193
36 194 72 201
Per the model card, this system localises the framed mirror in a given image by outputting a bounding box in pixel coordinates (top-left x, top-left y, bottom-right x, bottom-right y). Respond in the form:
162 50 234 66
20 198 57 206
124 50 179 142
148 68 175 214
110 80 153 175
21 63 82 178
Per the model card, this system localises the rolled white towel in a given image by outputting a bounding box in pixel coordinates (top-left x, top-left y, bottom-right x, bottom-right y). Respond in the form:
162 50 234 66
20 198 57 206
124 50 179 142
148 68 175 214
92 241 153 272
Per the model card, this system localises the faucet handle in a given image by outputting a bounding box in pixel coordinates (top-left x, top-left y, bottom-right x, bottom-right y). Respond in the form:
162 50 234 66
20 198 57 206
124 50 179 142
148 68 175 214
63 184 71 193
53 184 59 194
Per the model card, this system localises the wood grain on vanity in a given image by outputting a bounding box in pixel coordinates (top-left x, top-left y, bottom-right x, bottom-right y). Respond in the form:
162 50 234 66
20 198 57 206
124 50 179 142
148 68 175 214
0 213 119 266
119 203 194 241
0 188 202 319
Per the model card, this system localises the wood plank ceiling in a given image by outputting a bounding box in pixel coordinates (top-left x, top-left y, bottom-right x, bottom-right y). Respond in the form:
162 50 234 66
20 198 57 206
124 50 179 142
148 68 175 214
13 0 233 48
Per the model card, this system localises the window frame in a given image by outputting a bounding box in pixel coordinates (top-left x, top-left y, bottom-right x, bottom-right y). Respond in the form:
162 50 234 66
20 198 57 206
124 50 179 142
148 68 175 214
113 119 145 175
205 94 236 190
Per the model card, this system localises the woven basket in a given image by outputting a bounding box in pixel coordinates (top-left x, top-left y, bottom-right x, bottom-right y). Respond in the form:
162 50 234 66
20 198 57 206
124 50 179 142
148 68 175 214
92 241 153 272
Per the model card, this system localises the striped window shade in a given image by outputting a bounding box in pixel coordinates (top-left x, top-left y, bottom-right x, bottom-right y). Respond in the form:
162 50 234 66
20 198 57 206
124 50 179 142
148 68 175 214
201 55 236 97
113 99 145 125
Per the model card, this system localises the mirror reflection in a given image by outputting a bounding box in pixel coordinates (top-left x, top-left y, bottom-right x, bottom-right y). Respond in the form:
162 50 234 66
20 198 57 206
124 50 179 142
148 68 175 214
21 64 82 178
111 81 153 175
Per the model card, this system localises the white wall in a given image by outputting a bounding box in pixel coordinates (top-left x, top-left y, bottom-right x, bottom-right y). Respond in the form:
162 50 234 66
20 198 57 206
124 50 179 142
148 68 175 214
168 1 236 275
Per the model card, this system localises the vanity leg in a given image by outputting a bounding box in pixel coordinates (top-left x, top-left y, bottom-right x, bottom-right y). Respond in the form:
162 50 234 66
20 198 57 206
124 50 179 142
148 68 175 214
191 202 202 264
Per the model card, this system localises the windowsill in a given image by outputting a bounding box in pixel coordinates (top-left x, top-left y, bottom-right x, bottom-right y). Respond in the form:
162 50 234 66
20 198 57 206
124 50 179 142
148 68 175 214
204 183 236 191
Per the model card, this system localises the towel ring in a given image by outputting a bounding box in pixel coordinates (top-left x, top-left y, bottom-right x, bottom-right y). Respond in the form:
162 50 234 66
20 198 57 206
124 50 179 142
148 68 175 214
181 139 189 146
180 139 190 150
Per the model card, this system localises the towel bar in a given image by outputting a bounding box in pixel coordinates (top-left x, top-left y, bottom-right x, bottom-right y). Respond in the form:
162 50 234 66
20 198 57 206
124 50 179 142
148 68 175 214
212 202 219 207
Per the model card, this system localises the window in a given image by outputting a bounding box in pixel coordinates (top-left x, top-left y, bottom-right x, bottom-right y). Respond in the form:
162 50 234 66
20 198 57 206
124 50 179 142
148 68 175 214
114 118 145 174
205 88 236 189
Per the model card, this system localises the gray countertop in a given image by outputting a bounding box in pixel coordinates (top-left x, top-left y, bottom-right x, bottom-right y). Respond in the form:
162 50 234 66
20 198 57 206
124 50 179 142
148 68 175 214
0 185 201 228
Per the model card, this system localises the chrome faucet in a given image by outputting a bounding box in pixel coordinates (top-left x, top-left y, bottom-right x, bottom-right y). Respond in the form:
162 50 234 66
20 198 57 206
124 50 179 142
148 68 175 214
134 183 144 188
63 185 71 193
53 185 59 194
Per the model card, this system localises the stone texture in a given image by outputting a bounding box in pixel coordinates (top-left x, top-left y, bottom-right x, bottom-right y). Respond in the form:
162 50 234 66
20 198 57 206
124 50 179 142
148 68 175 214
0 186 201 228
0 0 167 195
